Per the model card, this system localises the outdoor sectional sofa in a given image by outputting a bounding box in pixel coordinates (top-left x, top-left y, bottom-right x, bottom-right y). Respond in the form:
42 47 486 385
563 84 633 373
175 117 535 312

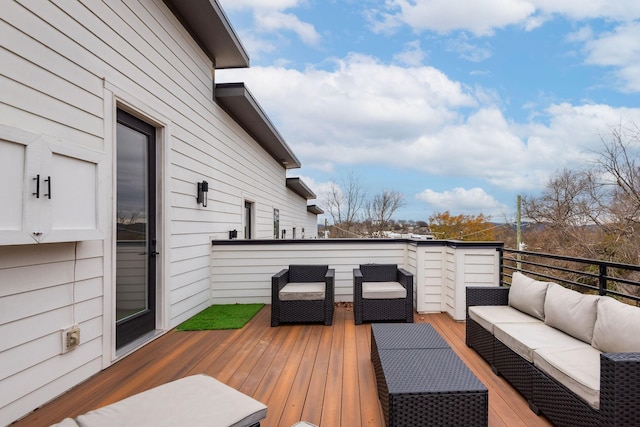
466 272 640 427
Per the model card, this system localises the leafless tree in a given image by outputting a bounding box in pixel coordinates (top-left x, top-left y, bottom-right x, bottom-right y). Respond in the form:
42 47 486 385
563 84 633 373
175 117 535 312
365 190 405 236
322 171 366 237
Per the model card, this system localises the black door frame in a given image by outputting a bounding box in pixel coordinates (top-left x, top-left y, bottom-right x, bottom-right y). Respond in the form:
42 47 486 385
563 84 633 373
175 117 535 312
115 109 157 349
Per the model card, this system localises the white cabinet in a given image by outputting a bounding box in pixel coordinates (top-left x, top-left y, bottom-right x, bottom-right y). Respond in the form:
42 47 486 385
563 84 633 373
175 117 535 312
0 125 104 244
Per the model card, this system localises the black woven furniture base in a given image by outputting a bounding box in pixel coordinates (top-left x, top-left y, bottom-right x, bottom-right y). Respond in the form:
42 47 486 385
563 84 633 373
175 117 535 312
493 339 536 401
531 365 600 427
466 319 494 367
372 324 488 427
354 264 414 325
271 265 334 326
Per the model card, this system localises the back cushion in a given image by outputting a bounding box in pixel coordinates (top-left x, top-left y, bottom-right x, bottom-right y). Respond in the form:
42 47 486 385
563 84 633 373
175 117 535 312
359 264 398 282
508 272 549 320
544 283 599 343
592 296 640 353
289 265 328 282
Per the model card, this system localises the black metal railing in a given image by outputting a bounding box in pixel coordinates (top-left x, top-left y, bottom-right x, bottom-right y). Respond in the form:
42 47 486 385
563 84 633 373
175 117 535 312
499 248 640 305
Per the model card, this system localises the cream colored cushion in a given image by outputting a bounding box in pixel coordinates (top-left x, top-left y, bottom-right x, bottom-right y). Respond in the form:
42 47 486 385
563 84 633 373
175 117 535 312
592 296 640 353
279 282 326 301
508 272 549 320
362 281 406 299
50 419 80 427
533 346 601 409
468 305 542 334
74 374 267 427
544 283 599 343
494 322 586 363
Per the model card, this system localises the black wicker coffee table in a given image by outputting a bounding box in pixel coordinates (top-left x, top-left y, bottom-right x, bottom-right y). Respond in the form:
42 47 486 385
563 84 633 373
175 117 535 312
371 324 488 427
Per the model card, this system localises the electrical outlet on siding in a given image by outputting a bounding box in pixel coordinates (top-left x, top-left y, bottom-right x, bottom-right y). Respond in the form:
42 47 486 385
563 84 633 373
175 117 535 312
61 326 80 354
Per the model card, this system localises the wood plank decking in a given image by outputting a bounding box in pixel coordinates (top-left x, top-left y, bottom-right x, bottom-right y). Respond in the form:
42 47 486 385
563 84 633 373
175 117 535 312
13 306 551 427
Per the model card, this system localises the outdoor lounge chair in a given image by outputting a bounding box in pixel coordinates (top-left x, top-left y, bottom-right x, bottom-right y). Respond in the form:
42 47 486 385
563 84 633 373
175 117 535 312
271 264 335 326
353 263 414 324
50 374 267 427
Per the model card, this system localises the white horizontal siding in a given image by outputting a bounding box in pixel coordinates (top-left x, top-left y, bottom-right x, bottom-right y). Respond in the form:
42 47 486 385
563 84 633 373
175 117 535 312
0 241 103 425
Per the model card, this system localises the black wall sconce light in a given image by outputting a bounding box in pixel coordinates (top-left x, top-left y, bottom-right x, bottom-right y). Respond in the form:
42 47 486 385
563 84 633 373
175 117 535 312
229 229 237 239
197 181 208 207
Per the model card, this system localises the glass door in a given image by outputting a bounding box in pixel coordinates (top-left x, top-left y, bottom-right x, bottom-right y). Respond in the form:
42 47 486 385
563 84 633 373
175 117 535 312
115 109 157 349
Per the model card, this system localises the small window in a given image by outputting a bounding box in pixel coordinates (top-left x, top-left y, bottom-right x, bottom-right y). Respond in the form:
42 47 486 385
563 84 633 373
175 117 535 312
273 209 280 240
244 201 253 239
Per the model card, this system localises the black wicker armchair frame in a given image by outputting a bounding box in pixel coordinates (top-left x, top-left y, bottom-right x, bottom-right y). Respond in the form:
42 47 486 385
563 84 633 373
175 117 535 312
271 264 335 327
466 286 640 427
353 264 414 325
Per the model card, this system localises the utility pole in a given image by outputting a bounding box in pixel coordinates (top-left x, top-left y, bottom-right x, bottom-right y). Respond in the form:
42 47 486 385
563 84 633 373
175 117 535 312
516 195 522 270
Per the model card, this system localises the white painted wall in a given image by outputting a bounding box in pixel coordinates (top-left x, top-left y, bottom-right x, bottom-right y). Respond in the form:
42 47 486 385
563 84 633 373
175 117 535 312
210 240 502 319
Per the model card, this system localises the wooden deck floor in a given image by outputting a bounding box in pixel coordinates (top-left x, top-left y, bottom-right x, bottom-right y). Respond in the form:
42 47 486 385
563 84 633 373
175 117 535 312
14 306 551 427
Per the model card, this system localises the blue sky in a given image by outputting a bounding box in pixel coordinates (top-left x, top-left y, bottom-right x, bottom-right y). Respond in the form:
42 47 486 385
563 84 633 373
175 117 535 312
216 0 640 222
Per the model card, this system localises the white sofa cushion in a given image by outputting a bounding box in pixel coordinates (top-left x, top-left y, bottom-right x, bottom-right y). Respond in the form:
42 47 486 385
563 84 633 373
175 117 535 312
494 322 586 363
468 305 542 334
533 346 601 409
279 282 325 301
362 281 406 299
508 272 549 320
544 283 599 343
592 296 640 353
74 374 267 427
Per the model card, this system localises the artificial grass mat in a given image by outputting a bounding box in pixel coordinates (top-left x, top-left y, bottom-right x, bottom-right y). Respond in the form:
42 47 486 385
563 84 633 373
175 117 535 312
176 303 264 331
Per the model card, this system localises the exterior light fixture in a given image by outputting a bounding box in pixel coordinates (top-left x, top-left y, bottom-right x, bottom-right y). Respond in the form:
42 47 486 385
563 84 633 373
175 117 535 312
197 181 208 207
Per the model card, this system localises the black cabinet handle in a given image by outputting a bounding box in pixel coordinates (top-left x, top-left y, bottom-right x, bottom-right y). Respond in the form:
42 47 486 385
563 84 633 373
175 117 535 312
44 176 51 199
33 174 40 198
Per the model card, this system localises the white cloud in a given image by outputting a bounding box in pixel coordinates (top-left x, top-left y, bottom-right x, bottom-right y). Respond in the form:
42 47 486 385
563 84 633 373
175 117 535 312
416 187 509 217
255 11 321 45
371 1 640 37
218 0 320 48
446 35 492 62
219 0 302 11
218 55 640 197
370 0 536 37
393 40 427 66
582 22 640 92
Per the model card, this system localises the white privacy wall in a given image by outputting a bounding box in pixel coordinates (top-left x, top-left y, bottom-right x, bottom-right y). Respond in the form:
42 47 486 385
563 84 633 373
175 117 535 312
210 240 503 320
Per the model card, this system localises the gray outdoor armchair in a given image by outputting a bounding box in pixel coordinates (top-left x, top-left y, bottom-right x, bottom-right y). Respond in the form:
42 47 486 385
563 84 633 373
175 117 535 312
353 264 414 325
271 264 335 326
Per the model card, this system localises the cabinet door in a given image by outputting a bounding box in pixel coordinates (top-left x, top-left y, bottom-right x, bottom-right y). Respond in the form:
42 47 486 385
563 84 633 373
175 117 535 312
41 149 101 243
0 134 41 244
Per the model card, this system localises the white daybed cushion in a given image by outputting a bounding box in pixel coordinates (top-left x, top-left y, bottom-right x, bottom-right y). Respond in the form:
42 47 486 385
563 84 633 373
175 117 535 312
533 346 601 409
544 283 599 343
592 296 640 353
50 419 80 427
508 272 549 320
494 322 587 363
362 281 406 299
468 305 542 334
279 282 326 301
74 374 267 427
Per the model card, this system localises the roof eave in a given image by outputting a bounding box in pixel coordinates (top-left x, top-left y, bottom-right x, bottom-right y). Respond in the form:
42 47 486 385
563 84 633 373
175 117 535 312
286 177 316 199
164 0 249 69
216 83 301 169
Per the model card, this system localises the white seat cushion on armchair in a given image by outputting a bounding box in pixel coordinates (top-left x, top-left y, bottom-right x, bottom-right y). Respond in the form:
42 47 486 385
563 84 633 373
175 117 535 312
279 282 326 301
362 281 407 299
